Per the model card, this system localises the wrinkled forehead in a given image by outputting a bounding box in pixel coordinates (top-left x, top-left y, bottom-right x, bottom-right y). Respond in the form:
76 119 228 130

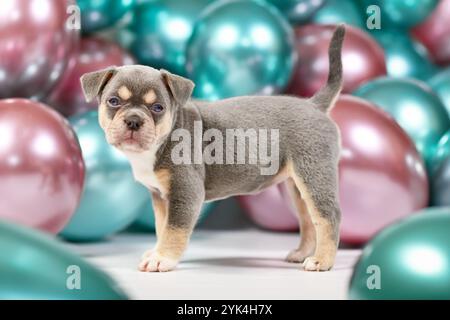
103 66 170 105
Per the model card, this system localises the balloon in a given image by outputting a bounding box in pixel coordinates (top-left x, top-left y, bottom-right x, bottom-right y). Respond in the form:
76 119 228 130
238 184 298 232
349 208 450 300
61 111 149 242
46 37 135 117
135 201 218 231
360 0 439 28
286 24 386 97
0 99 85 234
186 0 296 100
264 0 326 24
429 68 450 117
354 77 450 169
129 0 213 76
0 220 127 299
78 0 135 34
0 0 78 99
412 0 450 65
432 156 450 206
431 131 450 174
370 29 437 81
330 95 429 244
312 0 365 28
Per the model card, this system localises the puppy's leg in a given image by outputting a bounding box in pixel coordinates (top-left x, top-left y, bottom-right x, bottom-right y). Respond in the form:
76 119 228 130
291 164 341 271
141 192 168 260
285 179 316 263
139 172 204 272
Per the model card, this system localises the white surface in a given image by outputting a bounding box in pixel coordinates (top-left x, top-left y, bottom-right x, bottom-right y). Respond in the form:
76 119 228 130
67 230 361 300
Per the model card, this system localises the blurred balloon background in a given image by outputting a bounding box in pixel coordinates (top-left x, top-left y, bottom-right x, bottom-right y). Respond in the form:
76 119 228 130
0 0 450 300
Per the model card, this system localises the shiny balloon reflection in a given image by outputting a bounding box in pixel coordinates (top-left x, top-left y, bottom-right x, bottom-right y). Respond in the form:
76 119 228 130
0 99 85 234
186 0 296 100
429 68 450 117
0 0 78 99
312 0 364 28
331 95 429 244
349 208 450 300
60 111 149 242
265 0 326 24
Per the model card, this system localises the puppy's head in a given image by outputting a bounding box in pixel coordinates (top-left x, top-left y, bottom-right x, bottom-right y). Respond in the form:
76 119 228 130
80 65 194 153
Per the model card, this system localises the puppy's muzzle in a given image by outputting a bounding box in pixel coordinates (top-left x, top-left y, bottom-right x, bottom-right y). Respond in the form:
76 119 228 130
124 114 144 131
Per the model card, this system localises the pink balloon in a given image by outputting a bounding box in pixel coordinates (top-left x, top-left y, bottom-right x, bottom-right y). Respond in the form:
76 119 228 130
237 184 298 232
0 99 85 233
412 0 450 66
331 95 429 244
287 24 386 97
46 37 135 117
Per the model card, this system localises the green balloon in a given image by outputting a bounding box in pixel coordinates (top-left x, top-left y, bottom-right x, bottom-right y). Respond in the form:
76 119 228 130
135 201 218 231
349 208 450 300
186 0 296 100
0 221 128 299
312 0 365 28
79 0 135 34
431 131 450 174
264 0 326 24
354 77 450 169
61 111 149 242
359 0 439 28
429 68 450 117
129 0 213 76
370 29 438 81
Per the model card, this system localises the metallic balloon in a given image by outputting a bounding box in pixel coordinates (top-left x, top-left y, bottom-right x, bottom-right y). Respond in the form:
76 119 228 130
349 208 450 300
238 184 299 232
360 0 439 28
0 220 128 299
429 68 450 117
186 0 297 100
61 111 149 242
412 0 450 66
135 201 218 231
431 131 450 175
330 95 429 244
286 24 386 97
431 156 450 206
0 0 78 99
354 77 450 169
370 29 437 81
46 37 135 117
129 0 213 76
0 99 85 234
264 0 326 24
78 0 135 34
312 0 365 28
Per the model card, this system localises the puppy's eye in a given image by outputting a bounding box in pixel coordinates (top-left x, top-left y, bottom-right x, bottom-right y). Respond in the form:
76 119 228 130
107 97 121 107
150 103 164 113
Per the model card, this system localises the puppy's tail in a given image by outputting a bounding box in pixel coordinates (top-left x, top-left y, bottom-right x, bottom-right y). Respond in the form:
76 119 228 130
310 24 346 113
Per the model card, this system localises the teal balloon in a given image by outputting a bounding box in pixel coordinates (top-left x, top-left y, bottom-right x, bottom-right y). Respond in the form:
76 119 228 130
264 0 326 24
360 0 439 28
129 0 213 76
0 220 128 299
61 111 149 242
312 0 365 28
432 131 450 173
349 208 450 300
370 30 438 81
354 77 450 169
135 201 218 231
429 68 450 117
186 0 297 100
78 0 135 34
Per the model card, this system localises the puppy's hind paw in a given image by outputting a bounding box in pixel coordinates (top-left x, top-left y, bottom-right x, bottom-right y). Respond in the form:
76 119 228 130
138 251 179 272
302 256 333 271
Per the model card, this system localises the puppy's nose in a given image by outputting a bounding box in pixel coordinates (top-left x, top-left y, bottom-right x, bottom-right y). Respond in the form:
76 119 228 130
124 115 143 131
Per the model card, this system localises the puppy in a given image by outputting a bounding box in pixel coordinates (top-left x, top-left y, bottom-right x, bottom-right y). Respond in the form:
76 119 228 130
80 25 345 272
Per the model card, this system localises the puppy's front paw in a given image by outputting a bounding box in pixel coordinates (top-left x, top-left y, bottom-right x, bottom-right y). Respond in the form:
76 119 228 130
303 256 334 271
285 249 312 263
138 251 179 272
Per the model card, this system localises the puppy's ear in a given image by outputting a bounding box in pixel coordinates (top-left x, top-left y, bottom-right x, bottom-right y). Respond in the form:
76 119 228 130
80 67 117 102
161 69 195 107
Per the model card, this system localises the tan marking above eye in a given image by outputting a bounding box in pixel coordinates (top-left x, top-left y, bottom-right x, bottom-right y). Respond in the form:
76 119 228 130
143 89 157 104
118 86 132 100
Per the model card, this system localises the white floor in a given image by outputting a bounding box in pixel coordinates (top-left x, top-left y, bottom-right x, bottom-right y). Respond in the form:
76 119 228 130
67 230 361 300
